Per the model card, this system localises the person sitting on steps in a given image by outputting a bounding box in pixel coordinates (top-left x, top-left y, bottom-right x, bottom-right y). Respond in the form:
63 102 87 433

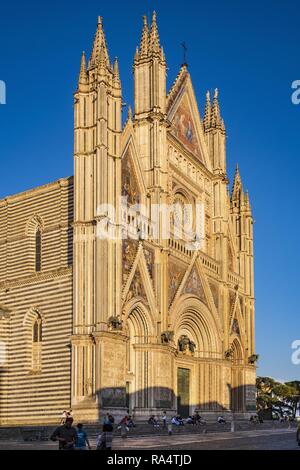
218 415 226 424
148 415 160 428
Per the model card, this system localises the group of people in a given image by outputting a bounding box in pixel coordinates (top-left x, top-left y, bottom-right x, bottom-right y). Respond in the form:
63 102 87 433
51 413 115 451
51 418 91 450
51 409 300 449
186 412 206 426
117 415 136 434
148 411 207 428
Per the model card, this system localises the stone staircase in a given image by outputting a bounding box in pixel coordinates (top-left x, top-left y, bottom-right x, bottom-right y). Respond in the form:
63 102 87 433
0 420 296 442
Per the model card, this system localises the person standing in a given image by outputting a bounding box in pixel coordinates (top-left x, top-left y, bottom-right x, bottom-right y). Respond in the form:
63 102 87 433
162 412 167 429
104 413 114 426
75 423 91 450
50 417 77 450
297 422 300 446
96 424 113 450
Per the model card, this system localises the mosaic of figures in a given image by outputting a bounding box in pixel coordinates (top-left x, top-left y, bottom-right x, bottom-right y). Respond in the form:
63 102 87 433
122 239 139 284
172 95 203 162
183 266 207 305
231 318 241 337
126 267 148 305
169 260 186 306
122 151 140 205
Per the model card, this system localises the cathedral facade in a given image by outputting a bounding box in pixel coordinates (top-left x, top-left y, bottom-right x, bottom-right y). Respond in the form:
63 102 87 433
0 14 257 425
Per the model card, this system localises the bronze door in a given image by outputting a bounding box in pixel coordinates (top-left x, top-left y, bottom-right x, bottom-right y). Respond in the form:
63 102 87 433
177 368 190 418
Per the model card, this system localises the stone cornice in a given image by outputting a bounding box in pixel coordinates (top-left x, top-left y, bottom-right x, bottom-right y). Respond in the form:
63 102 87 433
0 267 72 289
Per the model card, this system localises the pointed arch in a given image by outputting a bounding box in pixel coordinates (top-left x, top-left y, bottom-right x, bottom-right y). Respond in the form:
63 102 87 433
170 254 223 336
23 307 44 373
122 244 158 318
25 215 44 272
231 337 244 364
170 295 222 358
230 336 245 412
25 215 45 237
123 301 156 340
122 301 156 411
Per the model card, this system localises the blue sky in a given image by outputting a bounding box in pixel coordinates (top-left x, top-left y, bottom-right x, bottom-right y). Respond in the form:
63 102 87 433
0 0 299 381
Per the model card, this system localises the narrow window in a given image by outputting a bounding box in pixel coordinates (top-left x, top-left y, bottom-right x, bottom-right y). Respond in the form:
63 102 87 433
35 228 42 272
32 315 42 372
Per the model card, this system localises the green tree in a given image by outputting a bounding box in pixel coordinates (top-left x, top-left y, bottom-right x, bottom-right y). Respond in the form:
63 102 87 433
256 377 300 418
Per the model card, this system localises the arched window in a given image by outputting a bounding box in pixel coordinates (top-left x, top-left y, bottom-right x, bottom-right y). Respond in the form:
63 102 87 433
26 215 44 273
33 315 42 343
32 314 42 372
35 228 42 272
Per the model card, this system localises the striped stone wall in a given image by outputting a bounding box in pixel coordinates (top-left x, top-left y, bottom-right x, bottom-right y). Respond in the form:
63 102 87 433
0 177 74 425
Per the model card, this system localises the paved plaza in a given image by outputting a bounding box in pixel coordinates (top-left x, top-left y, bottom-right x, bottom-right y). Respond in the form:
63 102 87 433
0 429 298 451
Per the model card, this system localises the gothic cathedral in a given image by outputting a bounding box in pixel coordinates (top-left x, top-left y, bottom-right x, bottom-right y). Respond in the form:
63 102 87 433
0 14 256 425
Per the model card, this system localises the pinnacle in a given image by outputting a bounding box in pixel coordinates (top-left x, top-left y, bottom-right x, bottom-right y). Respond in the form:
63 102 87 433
149 11 160 53
89 16 110 69
78 51 88 85
140 15 149 57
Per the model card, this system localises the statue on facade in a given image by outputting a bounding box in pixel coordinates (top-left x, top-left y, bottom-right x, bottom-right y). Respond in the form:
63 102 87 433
108 316 122 331
178 335 196 355
225 348 234 360
161 331 174 344
248 354 259 364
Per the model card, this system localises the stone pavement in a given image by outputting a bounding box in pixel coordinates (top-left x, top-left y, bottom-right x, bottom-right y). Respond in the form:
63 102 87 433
0 428 298 451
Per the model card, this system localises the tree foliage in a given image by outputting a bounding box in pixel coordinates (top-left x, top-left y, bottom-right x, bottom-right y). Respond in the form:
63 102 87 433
256 377 300 418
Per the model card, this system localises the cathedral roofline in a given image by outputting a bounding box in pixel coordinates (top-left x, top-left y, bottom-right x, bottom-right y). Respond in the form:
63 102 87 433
0 175 73 206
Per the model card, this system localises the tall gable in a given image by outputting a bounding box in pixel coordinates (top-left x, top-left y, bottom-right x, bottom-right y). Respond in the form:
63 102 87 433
172 94 203 162
167 71 212 171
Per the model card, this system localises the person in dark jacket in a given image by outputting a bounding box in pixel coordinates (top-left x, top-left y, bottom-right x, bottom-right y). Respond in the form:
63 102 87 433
297 422 300 446
51 417 77 450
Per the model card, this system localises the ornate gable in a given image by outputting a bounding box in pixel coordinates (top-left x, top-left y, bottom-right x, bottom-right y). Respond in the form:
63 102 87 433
171 94 203 162
183 266 207 305
167 72 212 171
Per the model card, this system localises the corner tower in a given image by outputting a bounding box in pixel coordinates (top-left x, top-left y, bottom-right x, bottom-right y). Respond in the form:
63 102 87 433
72 17 123 420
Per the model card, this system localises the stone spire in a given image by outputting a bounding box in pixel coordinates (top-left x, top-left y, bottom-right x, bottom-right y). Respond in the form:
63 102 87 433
89 16 109 69
113 57 121 87
127 105 132 121
149 11 160 53
140 15 149 57
210 88 222 128
203 90 211 131
231 164 243 202
78 51 88 86
245 190 252 213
